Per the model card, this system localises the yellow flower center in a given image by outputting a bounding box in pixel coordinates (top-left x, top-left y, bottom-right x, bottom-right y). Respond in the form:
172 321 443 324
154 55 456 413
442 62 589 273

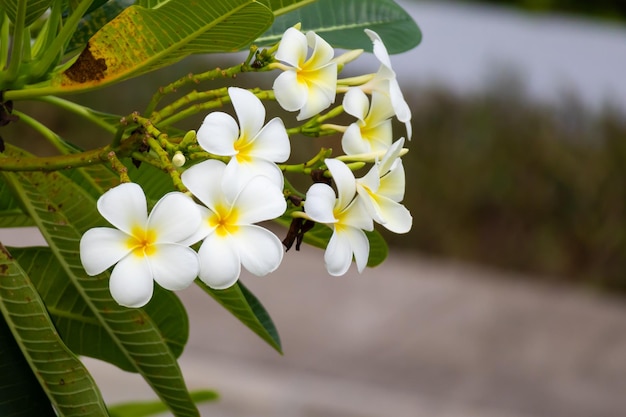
234 134 253 164
127 226 157 257
208 203 239 237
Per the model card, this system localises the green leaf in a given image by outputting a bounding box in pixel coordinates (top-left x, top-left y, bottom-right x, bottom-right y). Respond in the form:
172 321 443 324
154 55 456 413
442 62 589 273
1 165 200 416
0 314 57 417
0 244 110 416
257 0 316 16
256 0 422 54
197 280 282 354
109 389 219 417
11 246 190 373
0 179 33 227
66 0 134 55
0 0 51 26
52 0 274 93
275 213 389 267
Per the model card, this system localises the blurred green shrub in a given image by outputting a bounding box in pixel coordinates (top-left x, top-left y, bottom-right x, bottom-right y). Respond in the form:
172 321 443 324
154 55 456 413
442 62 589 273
395 82 626 291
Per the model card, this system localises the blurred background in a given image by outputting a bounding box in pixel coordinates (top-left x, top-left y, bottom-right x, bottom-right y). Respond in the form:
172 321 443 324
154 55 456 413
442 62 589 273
3 0 626 416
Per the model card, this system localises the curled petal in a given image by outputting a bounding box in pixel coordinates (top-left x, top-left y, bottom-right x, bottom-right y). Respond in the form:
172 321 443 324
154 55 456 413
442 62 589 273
97 183 147 235
306 31 335 67
273 71 308 112
233 176 286 224
325 159 356 211
324 228 353 276
304 183 337 224
229 87 265 140
343 88 369 121
275 27 307 67
109 255 154 308
181 160 227 209
236 225 284 276
80 227 130 276
372 197 412 234
149 244 199 290
379 160 406 202
365 29 393 71
341 123 370 155
197 233 241 289
147 192 201 243
379 138 405 175
196 112 239 155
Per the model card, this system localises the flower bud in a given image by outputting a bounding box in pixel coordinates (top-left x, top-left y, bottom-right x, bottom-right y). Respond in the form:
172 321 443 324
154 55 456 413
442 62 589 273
172 152 186 167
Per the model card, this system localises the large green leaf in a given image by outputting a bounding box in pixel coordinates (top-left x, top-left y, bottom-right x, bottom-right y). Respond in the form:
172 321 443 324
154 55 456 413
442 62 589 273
109 389 219 417
12 246 190 373
52 0 274 93
0 314 57 417
1 165 200 416
256 0 421 54
257 0 316 16
0 244 109 417
0 0 51 26
197 281 282 353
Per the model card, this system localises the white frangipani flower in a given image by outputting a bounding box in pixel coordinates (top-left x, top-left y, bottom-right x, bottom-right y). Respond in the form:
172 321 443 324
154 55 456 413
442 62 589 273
181 159 286 290
273 27 338 121
196 87 290 189
356 138 412 234
304 159 373 276
341 87 394 155
80 183 201 308
360 29 412 140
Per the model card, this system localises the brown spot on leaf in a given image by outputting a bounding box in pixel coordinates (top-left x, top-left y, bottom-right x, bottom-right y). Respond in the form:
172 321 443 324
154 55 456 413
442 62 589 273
64 45 108 83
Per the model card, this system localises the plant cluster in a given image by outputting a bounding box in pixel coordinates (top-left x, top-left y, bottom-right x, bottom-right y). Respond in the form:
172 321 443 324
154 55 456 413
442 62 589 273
0 0 420 415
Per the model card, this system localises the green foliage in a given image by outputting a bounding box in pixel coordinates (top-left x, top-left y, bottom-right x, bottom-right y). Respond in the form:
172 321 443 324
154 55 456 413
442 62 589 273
109 390 219 417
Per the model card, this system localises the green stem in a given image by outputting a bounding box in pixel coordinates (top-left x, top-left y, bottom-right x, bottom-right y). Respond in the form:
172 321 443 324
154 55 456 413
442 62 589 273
0 146 110 171
3 0 27 84
31 0 95 79
0 14 9 70
12 110 76 154
145 136 187 192
150 87 229 124
37 96 119 134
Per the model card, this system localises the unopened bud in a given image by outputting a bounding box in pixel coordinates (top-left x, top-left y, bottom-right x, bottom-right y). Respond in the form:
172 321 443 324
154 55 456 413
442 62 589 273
172 152 186 167
333 49 364 67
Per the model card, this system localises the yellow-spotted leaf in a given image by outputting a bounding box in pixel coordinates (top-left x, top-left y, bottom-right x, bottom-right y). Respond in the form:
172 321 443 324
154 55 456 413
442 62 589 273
52 0 274 93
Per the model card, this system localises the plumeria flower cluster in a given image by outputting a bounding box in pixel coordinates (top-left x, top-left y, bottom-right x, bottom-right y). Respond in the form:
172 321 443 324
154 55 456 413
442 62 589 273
79 26 413 308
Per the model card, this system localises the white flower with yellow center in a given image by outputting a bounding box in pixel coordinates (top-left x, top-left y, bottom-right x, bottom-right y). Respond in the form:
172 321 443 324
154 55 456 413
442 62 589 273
79 183 201 308
196 87 290 190
341 87 394 155
360 29 412 140
303 159 373 276
356 138 412 234
273 27 338 120
181 159 286 289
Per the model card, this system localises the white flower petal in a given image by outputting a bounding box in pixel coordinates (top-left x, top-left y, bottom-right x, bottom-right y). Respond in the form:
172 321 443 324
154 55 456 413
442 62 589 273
365 29 393 71
379 138 405 175
343 87 369 121
179 204 215 246
275 27 307 67
233 176 286 224
149 244 199 290
196 112 239 155
235 225 284 276
362 119 393 154
80 227 130 276
325 159 356 211
342 197 374 231
229 87 265 141
147 192 201 243
341 123 370 155
250 117 290 163
97 183 147 235
345 226 370 273
324 228 354 276
373 197 412 234
181 159 226 209
109 255 154 308
224 158 284 192
273 70 308 112
389 79 411 124
304 183 337 224
379 160 406 202
306 31 335 68
197 233 241 289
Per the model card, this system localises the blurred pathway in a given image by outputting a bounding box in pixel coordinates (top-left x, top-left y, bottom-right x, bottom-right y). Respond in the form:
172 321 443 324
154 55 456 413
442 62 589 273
82 241 626 417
